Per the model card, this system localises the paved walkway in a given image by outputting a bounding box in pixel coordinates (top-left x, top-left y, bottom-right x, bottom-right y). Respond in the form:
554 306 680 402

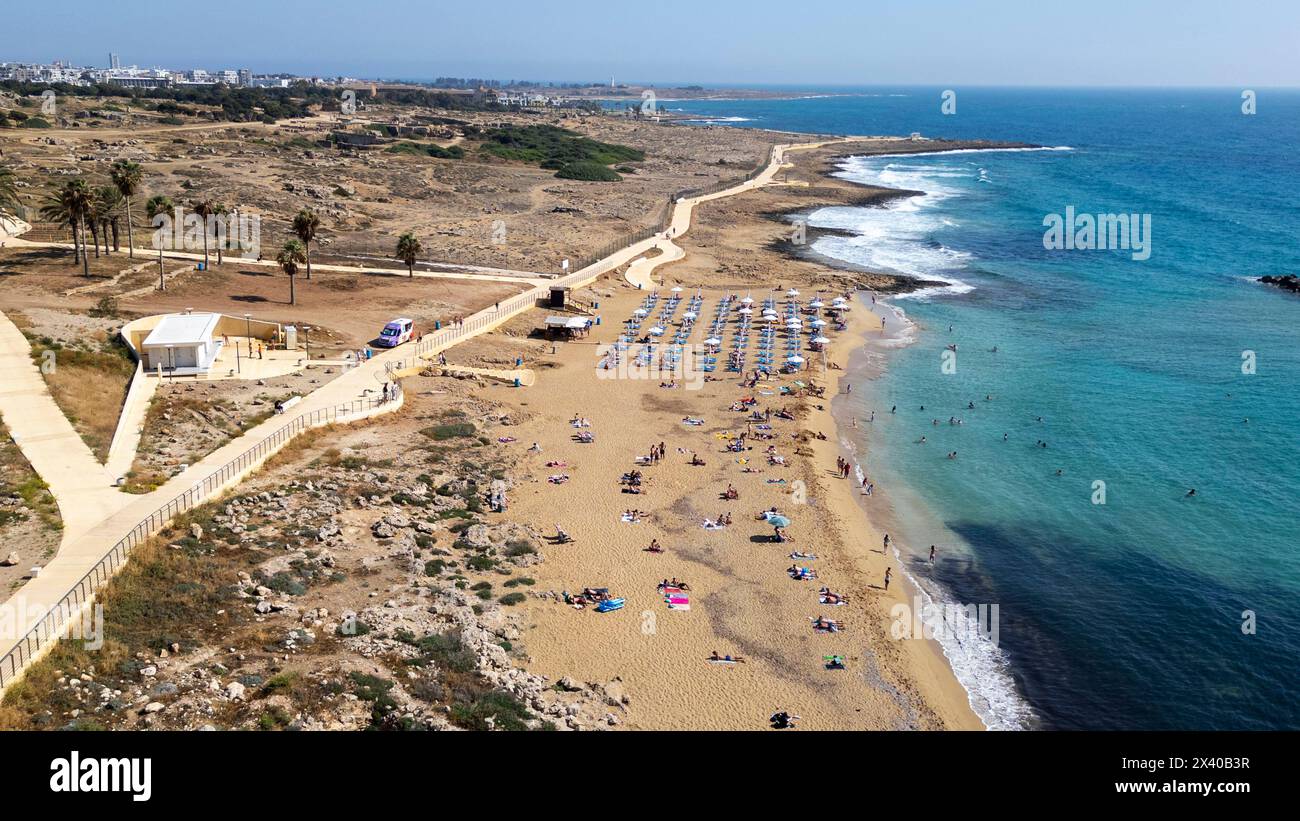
0 313 134 544
0 136 856 691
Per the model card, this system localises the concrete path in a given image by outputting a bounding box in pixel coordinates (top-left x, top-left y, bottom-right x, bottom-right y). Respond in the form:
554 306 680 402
0 312 133 544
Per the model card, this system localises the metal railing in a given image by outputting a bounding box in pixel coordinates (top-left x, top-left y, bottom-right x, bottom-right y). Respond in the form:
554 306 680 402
0 388 402 690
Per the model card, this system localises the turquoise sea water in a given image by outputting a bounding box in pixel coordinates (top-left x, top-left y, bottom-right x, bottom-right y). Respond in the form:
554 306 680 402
671 88 1300 730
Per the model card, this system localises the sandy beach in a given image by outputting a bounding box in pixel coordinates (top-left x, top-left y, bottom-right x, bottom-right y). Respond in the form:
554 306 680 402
471 281 979 729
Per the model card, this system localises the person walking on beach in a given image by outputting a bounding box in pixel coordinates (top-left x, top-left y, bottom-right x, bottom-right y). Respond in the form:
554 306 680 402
883 533 891 553
884 567 892 591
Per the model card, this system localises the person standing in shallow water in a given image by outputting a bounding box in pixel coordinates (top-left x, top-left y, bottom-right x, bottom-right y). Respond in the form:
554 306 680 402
929 545 936 563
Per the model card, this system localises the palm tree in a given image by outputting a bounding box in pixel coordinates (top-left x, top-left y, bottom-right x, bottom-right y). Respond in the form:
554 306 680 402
212 202 229 265
395 232 422 278
190 198 217 269
0 164 22 223
94 186 123 255
277 239 306 305
41 179 92 276
291 208 321 280
109 160 143 259
145 194 173 290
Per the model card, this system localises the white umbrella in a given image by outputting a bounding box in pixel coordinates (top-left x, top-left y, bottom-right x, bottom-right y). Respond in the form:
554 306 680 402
649 326 665 335
812 336 830 344
705 337 721 346
811 319 827 327
741 296 754 304
809 300 824 308
671 285 683 292
832 297 848 305
787 355 805 364
787 288 800 296
739 307 753 315
761 315 778 322
683 311 697 319
633 308 648 316
785 320 803 328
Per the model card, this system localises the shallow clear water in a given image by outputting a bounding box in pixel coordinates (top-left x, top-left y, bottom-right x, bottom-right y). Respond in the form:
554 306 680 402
673 88 1300 730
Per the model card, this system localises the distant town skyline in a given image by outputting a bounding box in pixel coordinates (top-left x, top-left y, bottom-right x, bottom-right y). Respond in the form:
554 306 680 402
6 0 1300 88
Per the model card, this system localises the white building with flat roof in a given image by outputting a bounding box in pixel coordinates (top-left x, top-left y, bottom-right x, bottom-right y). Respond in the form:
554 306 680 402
140 312 223 373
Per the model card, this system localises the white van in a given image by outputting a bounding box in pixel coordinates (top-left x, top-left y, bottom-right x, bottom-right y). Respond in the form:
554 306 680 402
377 317 414 347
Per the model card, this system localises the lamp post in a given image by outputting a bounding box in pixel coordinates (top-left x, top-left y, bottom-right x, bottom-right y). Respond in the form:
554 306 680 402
244 313 252 343
303 325 311 363
235 340 241 374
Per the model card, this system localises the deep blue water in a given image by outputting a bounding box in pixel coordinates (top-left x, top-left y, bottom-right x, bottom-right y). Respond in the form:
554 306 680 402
671 88 1300 730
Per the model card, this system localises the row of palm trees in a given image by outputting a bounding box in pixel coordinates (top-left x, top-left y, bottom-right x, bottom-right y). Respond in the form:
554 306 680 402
273 227 423 306
3 158 432 307
31 160 144 277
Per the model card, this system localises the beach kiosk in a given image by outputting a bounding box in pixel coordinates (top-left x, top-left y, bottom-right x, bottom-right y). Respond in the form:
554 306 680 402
140 312 223 374
543 315 592 340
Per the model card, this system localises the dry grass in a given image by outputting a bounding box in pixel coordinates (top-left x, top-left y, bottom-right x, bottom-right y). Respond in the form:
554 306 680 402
7 311 136 462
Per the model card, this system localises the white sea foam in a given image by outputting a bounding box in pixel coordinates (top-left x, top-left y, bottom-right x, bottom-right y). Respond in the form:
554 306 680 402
807 158 976 300
897 560 1038 731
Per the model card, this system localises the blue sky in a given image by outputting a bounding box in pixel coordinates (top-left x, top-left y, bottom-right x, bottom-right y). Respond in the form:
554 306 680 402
6 0 1298 87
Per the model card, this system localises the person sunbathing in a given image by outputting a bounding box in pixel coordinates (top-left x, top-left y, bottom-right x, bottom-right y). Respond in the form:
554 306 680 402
554 524 573 543
646 539 663 553
723 484 739 500
689 453 706 466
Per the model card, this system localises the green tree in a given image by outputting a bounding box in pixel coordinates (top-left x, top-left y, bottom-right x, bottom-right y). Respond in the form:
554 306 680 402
190 198 217 268
277 239 306 305
291 208 321 280
0 164 22 223
40 179 92 275
395 232 422 278
93 185 124 254
109 160 143 259
145 194 173 290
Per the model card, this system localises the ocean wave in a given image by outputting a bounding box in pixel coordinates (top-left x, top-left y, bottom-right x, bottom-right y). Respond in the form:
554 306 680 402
899 565 1038 730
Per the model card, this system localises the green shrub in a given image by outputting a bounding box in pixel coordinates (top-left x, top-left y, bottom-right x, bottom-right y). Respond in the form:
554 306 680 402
555 161 622 182
499 592 526 606
422 422 476 441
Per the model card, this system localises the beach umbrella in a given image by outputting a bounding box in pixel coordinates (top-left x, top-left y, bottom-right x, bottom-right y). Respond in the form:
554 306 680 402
683 311 697 319
705 337 721 346
812 335 830 344
649 326 665 335
633 308 648 316
761 315 778 322
739 307 753 315
809 300 824 308
786 355 804 364
671 285 683 292
786 288 800 296
768 515 791 528
741 295 754 304
811 318 827 327
786 319 802 327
